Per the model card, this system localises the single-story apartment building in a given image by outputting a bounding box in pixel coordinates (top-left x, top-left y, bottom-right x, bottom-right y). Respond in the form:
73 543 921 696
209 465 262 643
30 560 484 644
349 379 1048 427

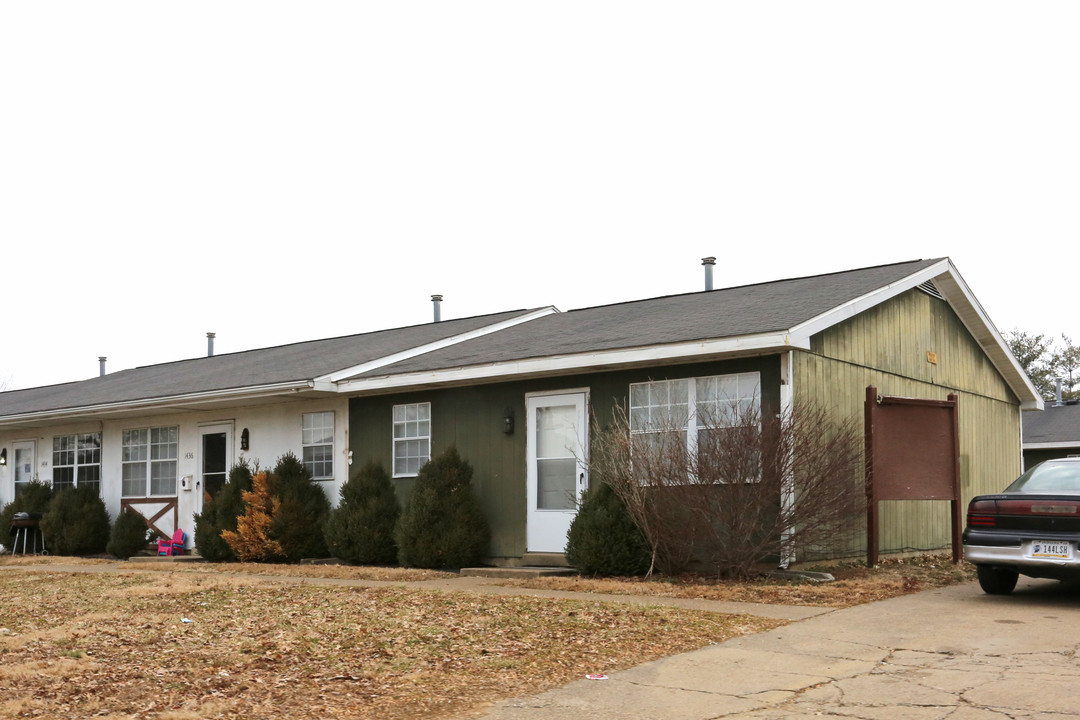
0 258 1041 563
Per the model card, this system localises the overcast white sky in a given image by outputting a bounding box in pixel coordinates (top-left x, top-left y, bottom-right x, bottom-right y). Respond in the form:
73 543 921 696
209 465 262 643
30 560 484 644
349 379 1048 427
2 2 1077 391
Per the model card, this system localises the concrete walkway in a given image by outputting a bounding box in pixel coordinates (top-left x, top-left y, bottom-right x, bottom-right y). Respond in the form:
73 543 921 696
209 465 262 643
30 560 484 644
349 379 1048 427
478 575 1080 719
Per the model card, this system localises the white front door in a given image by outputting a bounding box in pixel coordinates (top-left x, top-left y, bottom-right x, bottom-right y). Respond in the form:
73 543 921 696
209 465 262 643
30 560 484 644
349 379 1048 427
12 441 35 495
526 391 588 553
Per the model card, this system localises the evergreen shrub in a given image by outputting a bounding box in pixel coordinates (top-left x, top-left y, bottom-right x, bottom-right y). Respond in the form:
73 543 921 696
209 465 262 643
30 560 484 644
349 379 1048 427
41 484 110 556
395 447 490 569
221 471 284 562
0 480 54 542
267 451 331 562
194 460 254 561
107 507 151 559
323 460 399 564
565 482 651 576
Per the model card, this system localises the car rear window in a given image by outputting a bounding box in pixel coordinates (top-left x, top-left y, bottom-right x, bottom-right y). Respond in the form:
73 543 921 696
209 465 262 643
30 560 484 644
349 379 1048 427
1005 461 1080 493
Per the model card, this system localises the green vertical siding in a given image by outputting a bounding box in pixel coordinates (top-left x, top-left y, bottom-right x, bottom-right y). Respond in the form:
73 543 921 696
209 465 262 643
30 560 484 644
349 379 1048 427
350 356 781 560
796 288 1022 558
1023 447 1080 468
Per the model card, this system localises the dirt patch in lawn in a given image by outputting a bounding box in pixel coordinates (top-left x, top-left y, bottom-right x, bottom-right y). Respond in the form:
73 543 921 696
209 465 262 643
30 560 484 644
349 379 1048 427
0 569 778 720
492 554 976 608
136 560 457 583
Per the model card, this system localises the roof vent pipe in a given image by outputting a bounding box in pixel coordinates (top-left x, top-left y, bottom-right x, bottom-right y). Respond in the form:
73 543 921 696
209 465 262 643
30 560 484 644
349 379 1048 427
431 295 443 322
702 257 716 291
1055 378 1064 407
207 332 216 357
98 357 107 377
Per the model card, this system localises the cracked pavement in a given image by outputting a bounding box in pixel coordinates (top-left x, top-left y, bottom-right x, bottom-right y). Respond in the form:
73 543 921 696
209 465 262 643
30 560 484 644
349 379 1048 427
476 576 1080 719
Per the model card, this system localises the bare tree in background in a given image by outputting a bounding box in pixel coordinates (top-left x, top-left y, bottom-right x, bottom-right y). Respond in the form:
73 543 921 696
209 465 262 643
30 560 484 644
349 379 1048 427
588 400 862 578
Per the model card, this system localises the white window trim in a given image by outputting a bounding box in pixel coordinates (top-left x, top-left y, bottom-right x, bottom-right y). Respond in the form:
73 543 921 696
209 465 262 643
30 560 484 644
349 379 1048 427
302 411 335 481
392 402 431 478
121 426 179 498
52 432 102 493
629 372 762 478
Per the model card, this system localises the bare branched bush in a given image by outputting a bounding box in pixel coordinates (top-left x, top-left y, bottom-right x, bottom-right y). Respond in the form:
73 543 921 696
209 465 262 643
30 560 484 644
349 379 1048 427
588 399 862 578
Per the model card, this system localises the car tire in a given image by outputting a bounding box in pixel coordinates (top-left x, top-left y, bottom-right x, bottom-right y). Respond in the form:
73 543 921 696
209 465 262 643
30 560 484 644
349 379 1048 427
976 565 1019 595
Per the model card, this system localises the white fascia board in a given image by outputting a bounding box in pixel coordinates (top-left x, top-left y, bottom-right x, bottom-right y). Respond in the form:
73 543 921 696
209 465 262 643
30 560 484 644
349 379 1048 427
317 307 559 384
929 261 1044 411
334 331 802 394
787 259 952 344
1023 441 1080 450
0 381 314 428
787 258 1043 411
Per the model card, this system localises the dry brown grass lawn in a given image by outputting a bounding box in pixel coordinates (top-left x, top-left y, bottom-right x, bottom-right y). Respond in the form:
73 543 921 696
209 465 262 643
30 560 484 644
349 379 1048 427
0 566 778 720
138 560 457 583
494 554 976 607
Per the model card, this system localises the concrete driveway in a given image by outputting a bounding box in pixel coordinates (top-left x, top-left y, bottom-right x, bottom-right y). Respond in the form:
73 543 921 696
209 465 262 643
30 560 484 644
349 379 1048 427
478 576 1080 719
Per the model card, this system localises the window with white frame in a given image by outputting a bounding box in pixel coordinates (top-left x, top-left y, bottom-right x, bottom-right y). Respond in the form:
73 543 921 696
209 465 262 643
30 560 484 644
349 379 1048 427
302 412 335 480
393 402 430 477
629 372 761 459
122 426 179 497
52 433 102 493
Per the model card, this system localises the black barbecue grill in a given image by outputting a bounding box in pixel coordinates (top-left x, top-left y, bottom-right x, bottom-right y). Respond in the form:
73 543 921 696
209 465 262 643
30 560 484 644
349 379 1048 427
9 512 47 555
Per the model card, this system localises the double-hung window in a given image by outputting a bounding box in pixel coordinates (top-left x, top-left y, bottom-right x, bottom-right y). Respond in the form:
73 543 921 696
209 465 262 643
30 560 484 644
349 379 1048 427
302 412 334 480
393 402 430 477
122 427 179 497
52 433 102 493
629 372 761 464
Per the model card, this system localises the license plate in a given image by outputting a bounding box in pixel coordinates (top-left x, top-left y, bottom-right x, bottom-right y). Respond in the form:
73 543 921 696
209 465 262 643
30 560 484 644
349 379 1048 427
1029 540 1072 559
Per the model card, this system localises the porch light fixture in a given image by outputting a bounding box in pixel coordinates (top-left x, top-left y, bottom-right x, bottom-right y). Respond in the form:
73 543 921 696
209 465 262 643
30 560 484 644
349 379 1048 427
0 448 5 465
240 428 250 451
503 408 514 435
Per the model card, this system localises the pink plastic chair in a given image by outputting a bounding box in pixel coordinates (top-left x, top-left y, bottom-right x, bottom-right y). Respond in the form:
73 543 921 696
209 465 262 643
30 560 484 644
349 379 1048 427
157 529 186 556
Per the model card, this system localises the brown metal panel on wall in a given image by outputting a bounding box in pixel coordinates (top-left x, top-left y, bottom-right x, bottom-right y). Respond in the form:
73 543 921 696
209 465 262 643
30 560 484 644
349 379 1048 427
865 386 961 567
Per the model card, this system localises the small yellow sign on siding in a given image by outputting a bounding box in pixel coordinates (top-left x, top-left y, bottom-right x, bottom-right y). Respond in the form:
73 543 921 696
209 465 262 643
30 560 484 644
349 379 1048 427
927 350 938 365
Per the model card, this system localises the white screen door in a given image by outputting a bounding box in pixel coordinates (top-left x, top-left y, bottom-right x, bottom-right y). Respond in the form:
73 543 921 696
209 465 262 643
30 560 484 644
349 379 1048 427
13 441 35 495
527 392 588 553
196 423 233 518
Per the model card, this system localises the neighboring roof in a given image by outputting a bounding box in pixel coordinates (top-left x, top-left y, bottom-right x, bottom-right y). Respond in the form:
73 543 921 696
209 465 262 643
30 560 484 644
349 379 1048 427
334 258 1043 411
1023 402 1080 448
0 308 548 425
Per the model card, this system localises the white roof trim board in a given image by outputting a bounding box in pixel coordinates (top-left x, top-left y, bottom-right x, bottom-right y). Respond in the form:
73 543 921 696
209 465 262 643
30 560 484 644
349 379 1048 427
334 330 800 394
0 381 316 427
318 306 558 383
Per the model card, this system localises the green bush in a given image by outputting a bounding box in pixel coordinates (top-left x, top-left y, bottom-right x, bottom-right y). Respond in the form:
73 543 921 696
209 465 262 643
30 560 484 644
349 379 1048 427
267 452 331 562
566 482 651 576
396 447 490 569
1 480 54 546
41 485 110 556
107 507 151 559
194 460 254 561
324 460 400 564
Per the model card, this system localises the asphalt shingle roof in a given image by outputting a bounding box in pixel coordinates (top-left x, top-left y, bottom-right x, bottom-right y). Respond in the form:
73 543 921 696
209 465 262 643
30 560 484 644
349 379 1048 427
0 259 950 419
350 258 944 378
1023 403 1080 445
0 309 537 418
